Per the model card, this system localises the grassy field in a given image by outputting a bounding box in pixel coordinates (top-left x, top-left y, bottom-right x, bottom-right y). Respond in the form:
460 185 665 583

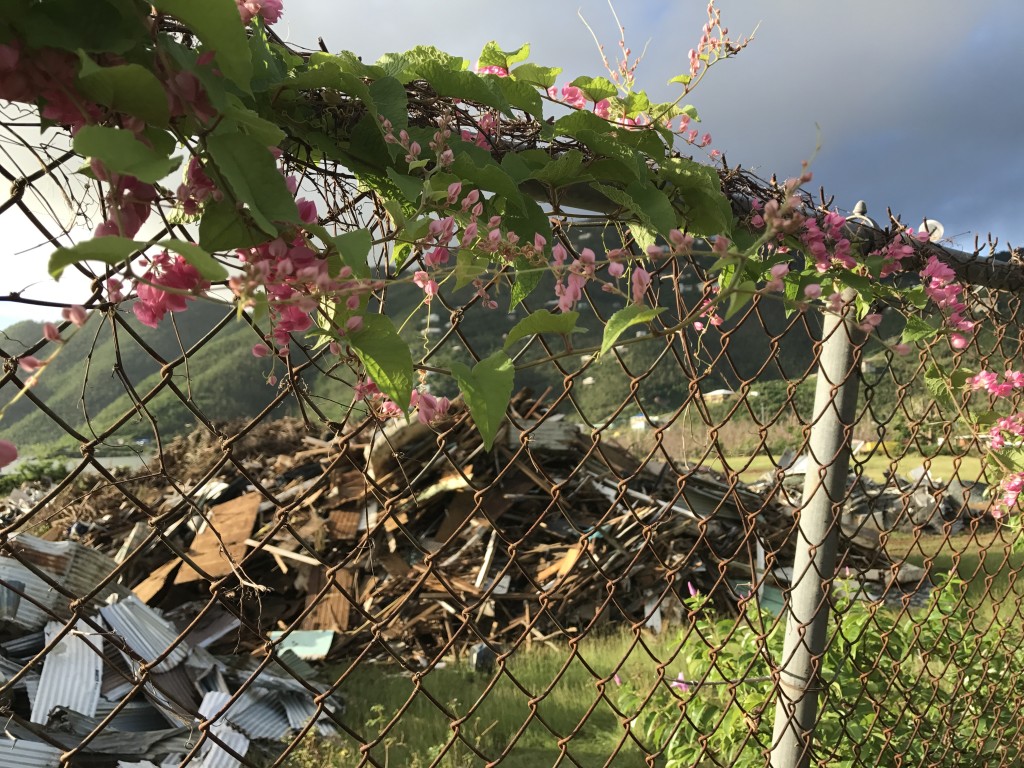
703 450 988 485
286 632 690 767
281 451 1021 767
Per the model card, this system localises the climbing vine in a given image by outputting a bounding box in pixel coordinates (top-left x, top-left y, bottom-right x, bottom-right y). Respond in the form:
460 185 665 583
1 0 1018 516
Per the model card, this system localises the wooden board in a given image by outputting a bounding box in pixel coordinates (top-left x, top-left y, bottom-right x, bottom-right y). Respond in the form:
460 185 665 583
175 493 261 584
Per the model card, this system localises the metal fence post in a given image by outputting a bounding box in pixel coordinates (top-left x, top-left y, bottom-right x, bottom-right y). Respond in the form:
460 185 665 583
769 292 864 768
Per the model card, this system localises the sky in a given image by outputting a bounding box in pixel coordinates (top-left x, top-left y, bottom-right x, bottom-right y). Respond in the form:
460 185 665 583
2 0 1022 327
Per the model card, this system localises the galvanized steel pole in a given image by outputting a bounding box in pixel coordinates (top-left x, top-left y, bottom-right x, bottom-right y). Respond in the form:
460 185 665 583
769 292 864 768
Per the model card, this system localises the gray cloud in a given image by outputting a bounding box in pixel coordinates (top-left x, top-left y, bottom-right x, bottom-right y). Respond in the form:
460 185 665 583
281 0 1023 247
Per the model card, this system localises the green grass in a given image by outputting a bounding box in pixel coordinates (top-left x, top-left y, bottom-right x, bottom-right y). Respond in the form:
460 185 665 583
284 632 695 767
885 525 1024 604
704 451 987 485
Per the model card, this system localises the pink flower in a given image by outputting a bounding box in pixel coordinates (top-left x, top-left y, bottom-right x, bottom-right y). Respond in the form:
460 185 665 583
950 333 968 350
476 65 508 77
594 99 611 119
631 267 651 305
413 271 439 302
560 84 587 109
236 0 282 24
803 284 822 300
607 261 625 279
106 278 124 303
18 355 43 372
0 440 17 469
670 673 690 692
132 252 209 328
251 343 271 358
43 323 61 342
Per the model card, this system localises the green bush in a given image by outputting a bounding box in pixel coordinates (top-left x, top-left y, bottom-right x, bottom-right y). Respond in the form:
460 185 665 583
617 577 1024 767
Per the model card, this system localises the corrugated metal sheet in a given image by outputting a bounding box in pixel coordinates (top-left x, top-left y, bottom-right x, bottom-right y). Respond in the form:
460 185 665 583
94 698 171 732
100 595 189 673
0 559 61 630
8 533 126 606
199 691 249 768
0 737 62 768
279 692 336 736
225 691 290 740
30 620 103 723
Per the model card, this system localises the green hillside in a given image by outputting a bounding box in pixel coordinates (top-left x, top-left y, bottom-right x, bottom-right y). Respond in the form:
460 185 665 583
1 249 836 457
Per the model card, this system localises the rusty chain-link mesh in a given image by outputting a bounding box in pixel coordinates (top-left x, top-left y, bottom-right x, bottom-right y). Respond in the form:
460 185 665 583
2 93 1024 768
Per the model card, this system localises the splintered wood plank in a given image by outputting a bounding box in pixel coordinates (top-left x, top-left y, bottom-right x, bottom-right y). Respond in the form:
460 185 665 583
300 567 353 632
175 493 262 584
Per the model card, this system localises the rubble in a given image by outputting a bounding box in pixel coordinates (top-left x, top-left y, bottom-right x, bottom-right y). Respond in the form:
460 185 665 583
0 393 928 764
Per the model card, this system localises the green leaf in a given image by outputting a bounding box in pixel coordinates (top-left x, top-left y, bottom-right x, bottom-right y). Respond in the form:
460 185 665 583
159 239 227 281
206 131 300 235
511 63 561 89
901 314 939 344
49 236 141 279
451 153 524 212
385 168 424 204
329 228 372 279
17 0 145 54
552 109 615 138
478 41 530 70
992 446 1024 474
451 351 515 450
570 75 618 102
494 76 543 117
504 310 579 350
624 183 676 237
628 223 657 253
924 362 972 415
76 54 171 126
73 125 180 184
348 314 414 413
659 157 731 236
454 250 488 289
418 63 511 115
369 76 409 132
600 305 665 357
623 91 651 118
224 98 286 146
374 52 411 80
529 150 585 188
198 197 272 251
150 0 252 92
592 182 674 236
406 45 467 75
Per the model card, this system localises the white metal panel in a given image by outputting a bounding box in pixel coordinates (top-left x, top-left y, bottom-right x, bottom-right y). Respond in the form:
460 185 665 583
30 619 104 723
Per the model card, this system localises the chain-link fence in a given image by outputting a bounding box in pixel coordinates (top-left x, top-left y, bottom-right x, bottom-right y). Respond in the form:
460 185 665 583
2 97 1024 768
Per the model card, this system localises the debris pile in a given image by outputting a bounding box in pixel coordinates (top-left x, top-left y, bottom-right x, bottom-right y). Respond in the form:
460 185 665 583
0 393 927 764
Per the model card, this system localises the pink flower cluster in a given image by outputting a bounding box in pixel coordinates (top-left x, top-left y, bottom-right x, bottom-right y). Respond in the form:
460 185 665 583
93 168 158 239
994 472 1024 518
871 229 925 279
354 380 451 425
0 42 100 130
177 157 221 217
236 0 283 25
800 211 853 273
922 255 973 346
476 65 508 77
232 200 375 354
552 244 595 312
967 369 1024 400
133 251 210 328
